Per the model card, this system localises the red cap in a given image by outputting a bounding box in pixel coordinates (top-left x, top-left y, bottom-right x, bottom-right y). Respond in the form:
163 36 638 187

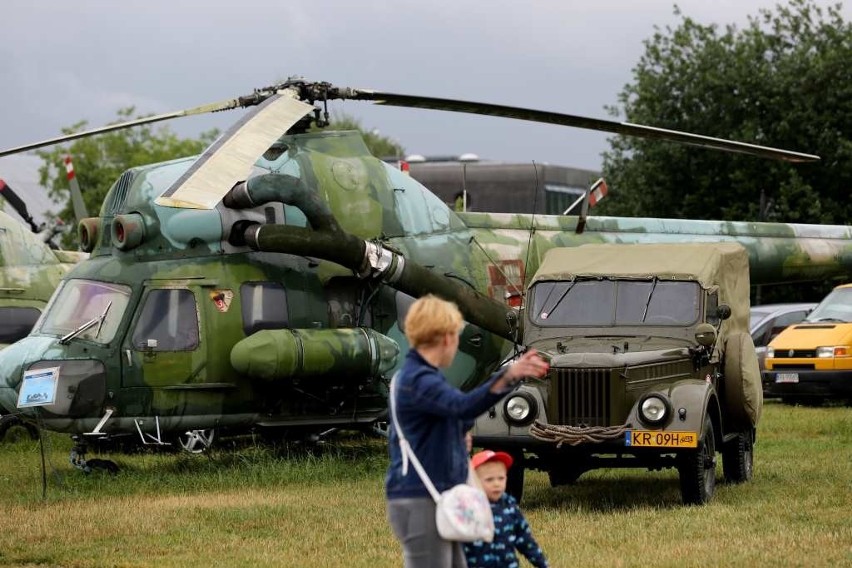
471 450 513 470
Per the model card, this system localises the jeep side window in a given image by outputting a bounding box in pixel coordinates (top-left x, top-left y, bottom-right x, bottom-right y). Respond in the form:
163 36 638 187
706 293 719 326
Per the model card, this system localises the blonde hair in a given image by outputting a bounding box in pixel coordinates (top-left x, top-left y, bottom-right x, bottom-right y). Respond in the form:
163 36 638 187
404 295 464 348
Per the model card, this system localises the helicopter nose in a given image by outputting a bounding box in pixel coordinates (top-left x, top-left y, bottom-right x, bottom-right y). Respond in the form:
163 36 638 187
0 387 17 414
0 336 55 414
0 358 23 413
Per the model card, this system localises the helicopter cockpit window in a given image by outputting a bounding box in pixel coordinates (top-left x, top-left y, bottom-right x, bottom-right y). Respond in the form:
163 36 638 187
0 307 41 344
530 279 699 327
37 279 132 344
385 163 463 236
131 289 199 351
395 292 417 332
241 282 288 335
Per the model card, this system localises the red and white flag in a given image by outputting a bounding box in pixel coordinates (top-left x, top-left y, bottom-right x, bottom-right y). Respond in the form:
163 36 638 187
65 154 90 220
589 178 608 207
64 155 76 181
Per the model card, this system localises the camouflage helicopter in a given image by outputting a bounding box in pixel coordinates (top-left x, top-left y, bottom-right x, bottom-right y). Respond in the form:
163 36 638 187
0 78 849 471
0 175 87 347
0 175 86 442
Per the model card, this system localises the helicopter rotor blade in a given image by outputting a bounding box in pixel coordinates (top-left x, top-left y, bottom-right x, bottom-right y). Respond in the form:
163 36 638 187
0 94 277 159
156 93 314 209
343 89 820 163
0 78 820 164
0 178 40 232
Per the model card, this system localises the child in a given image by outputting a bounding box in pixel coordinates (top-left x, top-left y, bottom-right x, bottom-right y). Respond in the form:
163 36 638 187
464 450 549 568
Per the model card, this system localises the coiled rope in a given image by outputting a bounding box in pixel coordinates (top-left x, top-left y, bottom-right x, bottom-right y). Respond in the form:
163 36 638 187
529 420 632 448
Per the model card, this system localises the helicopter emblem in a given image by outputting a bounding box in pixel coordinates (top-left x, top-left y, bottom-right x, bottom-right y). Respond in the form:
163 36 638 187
210 290 234 313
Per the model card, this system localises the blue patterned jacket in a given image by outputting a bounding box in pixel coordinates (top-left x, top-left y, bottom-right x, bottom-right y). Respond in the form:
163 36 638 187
463 493 548 568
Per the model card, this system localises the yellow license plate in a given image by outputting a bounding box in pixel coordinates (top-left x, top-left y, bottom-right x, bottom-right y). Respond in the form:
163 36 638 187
625 430 698 448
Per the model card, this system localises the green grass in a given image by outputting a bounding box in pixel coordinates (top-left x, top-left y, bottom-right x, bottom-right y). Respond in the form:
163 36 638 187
0 402 849 567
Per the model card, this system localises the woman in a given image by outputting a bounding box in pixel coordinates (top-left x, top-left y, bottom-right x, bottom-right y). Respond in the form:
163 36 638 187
386 295 549 568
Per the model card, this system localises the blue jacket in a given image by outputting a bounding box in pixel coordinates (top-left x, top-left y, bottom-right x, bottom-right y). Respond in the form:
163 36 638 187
463 493 548 568
385 349 510 500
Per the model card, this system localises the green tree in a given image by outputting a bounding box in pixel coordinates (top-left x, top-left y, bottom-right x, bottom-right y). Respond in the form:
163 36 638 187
36 107 218 247
600 0 851 227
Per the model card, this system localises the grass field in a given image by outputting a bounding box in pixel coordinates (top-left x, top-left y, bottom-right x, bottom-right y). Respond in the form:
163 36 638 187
0 401 849 567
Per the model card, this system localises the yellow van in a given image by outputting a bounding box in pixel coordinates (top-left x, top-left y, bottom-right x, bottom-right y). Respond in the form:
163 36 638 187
762 283 852 403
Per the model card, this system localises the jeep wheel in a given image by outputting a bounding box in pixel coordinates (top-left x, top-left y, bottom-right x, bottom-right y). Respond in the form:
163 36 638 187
506 452 525 502
548 467 582 487
722 431 753 483
678 415 716 505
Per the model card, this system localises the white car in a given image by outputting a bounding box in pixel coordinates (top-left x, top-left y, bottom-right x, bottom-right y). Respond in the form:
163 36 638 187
750 303 817 371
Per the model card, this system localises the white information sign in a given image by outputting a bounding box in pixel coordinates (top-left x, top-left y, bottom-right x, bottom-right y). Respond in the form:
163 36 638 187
17 367 60 408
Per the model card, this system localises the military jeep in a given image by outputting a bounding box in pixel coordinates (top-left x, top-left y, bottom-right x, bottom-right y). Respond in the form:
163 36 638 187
473 242 762 505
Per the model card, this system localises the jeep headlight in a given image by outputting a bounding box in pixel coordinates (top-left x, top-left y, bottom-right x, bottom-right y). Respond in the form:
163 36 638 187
639 395 669 426
504 393 537 426
766 347 774 358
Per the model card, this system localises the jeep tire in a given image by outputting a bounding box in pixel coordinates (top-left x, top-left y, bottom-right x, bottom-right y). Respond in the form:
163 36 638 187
548 466 583 487
722 430 753 483
678 415 716 505
506 451 525 502
723 331 763 429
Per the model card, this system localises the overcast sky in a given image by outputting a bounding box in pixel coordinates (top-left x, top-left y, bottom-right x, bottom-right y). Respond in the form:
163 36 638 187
2 0 849 182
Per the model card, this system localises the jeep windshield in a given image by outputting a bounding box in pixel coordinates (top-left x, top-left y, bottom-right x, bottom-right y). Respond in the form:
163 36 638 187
531 278 700 327
36 279 132 344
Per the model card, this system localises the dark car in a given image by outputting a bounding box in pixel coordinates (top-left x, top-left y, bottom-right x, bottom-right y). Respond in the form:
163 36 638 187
749 303 816 372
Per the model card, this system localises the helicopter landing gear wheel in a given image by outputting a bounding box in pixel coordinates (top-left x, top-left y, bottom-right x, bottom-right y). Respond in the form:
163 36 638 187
69 438 119 474
722 430 753 484
548 466 583 487
0 416 39 443
178 429 216 453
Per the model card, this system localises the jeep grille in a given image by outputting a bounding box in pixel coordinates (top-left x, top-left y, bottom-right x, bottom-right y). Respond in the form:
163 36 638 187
554 368 610 427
